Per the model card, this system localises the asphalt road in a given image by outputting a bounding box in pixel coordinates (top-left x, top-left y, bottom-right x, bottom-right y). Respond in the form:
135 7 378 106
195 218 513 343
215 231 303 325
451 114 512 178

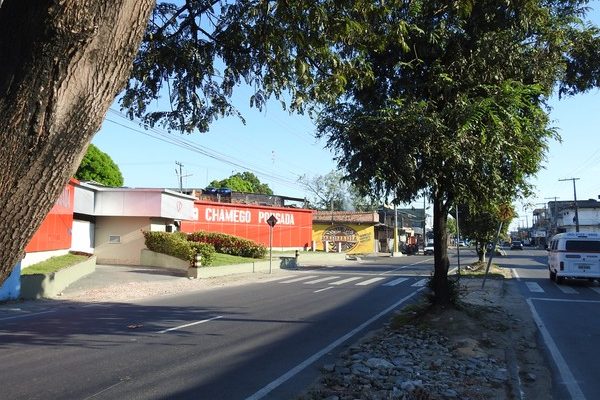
501 247 600 400
0 254 464 400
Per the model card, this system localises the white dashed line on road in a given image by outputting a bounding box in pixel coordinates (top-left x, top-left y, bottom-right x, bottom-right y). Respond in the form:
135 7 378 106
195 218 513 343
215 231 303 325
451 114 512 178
157 315 223 334
330 277 363 285
525 282 544 293
555 285 578 294
304 276 340 284
280 276 318 283
314 287 334 293
411 278 428 287
382 277 408 287
355 277 386 286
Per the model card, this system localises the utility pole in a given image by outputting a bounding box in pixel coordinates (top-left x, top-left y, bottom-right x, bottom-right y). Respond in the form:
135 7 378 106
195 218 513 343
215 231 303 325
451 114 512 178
544 196 560 235
175 161 192 193
559 178 580 232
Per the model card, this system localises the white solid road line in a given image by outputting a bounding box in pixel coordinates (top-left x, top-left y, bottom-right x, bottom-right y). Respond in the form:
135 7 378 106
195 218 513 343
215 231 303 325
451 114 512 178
382 277 408 287
355 277 386 286
527 299 586 400
280 275 318 284
157 315 223 334
245 288 425 400
330 277 362 285
304 276 340 284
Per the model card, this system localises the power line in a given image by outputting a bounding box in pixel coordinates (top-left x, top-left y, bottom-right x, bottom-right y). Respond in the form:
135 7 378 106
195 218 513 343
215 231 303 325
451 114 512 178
103 110 321 191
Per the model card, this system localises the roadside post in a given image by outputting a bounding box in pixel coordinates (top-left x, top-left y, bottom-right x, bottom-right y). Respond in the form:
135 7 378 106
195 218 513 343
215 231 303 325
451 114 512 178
266 215 278 274
482 204 514 289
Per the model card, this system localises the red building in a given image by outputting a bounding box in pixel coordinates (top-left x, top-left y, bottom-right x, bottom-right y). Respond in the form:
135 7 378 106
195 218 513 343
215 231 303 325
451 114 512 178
23 179 76 267
181 200 313 249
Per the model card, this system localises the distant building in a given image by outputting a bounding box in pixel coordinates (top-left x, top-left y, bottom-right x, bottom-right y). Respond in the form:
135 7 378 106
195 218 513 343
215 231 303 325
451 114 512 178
312 211 379 254
548 199 600 234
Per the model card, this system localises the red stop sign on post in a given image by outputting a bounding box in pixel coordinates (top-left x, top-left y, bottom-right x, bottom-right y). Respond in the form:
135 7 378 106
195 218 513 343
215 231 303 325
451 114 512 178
266 215 278 227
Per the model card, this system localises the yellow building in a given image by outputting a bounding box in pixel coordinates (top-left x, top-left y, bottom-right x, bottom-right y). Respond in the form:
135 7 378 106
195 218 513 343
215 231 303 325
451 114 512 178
312 211 379 254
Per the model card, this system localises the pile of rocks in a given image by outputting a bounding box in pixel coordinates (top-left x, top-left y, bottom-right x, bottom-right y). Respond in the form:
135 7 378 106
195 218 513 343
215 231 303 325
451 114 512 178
303 324 509 400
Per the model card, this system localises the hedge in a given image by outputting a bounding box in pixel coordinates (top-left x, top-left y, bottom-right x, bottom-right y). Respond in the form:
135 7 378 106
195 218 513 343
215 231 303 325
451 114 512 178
187 231 267 259
143 231 215 266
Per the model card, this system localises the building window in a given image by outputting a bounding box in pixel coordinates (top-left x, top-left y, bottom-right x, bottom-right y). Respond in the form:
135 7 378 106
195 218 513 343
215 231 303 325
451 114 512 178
109 235 121 244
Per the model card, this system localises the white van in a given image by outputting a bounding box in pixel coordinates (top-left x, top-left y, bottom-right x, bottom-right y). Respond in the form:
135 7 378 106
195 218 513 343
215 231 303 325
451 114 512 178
548 232 600 283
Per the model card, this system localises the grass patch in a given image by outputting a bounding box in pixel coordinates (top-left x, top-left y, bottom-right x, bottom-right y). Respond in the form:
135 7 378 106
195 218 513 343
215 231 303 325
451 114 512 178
210 253 259 267
21 254 89 275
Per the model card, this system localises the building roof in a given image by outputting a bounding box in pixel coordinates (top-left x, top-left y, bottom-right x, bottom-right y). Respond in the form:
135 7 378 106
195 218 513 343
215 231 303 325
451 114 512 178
313 210 380 224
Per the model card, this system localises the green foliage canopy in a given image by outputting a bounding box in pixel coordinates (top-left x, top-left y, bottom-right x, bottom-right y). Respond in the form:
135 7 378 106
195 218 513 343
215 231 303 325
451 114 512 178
75 144 124 187
209 172 273 195
311 1 600 304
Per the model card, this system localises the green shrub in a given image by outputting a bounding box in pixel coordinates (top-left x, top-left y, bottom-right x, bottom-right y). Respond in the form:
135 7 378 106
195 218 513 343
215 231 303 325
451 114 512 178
190 242 215 266
187 231 267 259
143 231 215 266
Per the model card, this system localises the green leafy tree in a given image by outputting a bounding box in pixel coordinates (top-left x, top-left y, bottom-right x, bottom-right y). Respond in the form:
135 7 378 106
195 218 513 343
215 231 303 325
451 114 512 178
457 204 511 262
0 2 599 302
298 171 349 211
0 1 371 283
75 144 124 187
314 1 600 304
209 172 273 195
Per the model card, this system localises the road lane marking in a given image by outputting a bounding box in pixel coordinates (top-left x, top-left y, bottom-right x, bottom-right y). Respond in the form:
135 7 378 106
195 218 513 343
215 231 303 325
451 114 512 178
330 277 362 285
261 276 296 283
382 277 408 287
590 287 600 295
355 277 386 286
525 282 544 293
530 297 600 304
157 315 223 334
245 288 425 400
555 285 578 294
0 310 55 321
527 299 586 400
280 276 318 283
304 276 340 284
411 279 428 287
381 259 432 275
314 287 334 293
512 268 521 281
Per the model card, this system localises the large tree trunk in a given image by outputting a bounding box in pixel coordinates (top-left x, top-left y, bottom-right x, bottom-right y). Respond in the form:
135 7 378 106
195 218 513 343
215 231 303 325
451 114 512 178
0 1 154 284
431 192 451 305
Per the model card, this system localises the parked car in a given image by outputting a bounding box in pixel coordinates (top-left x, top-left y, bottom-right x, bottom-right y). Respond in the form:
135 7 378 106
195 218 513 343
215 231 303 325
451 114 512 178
511 241 524 250
424 244 434 255
458 241 468 247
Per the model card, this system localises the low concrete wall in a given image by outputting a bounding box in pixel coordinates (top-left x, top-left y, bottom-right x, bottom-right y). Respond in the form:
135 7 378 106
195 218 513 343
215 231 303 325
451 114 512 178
188 257 298 278
20 256 97 299
296 251 348 266
140 249 299 278
140 249 189 271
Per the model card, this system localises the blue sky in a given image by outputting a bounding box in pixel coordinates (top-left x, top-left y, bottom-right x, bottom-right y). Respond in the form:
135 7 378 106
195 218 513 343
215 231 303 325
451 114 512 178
92 3 600 232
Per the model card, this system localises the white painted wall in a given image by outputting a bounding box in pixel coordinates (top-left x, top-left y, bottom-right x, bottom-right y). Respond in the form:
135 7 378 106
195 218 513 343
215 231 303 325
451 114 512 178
71 220 95 253
21 249 70 269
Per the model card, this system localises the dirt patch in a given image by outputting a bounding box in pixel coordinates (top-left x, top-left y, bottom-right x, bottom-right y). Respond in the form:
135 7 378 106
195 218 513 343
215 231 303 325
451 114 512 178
300 276 553 399
407 278 552 399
